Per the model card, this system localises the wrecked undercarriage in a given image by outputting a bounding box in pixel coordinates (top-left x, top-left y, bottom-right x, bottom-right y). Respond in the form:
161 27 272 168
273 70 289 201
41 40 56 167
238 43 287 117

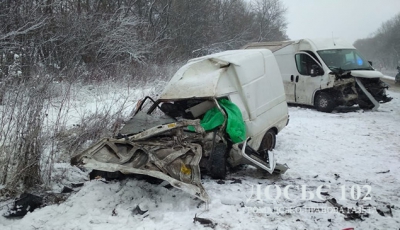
71 50 290 202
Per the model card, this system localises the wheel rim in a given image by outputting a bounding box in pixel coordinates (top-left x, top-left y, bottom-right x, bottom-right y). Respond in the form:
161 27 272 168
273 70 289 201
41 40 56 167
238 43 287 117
262 132 275 151
319 97 328 108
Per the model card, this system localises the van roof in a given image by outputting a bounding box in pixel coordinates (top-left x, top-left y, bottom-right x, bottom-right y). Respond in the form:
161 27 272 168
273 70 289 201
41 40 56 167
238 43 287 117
242 41 294 52
304 38 355 50
159 49 274 100
243 38 355 52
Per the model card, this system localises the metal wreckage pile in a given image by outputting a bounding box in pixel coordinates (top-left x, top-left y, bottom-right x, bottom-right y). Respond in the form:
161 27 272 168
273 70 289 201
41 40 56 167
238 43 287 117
71 50 290 202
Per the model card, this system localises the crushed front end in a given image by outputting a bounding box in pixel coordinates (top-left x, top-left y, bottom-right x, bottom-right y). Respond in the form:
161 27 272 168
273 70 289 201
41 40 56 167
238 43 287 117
330 70 392 110
71 114 211 201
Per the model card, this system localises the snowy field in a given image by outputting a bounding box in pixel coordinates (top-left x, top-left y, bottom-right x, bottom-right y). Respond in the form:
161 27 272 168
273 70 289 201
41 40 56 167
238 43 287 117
1 85 399 230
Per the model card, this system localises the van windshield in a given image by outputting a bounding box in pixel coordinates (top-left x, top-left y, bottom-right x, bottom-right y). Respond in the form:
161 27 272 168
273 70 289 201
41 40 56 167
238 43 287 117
317 49 373 72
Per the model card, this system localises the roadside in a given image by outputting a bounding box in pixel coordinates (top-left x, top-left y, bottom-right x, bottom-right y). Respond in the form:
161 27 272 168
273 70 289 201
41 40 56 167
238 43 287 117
382 77 400 93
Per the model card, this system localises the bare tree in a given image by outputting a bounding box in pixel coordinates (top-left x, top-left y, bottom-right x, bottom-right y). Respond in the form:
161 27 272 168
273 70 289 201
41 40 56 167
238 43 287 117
250 0 288 42
0 0 290 194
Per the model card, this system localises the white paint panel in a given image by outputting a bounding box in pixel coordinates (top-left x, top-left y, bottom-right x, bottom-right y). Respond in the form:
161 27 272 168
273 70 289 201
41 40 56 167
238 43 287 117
351 70 384 78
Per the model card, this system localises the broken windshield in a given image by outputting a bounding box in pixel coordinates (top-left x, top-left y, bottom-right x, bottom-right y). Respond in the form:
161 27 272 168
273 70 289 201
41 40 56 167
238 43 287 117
317 49 373 72
118 96 176 136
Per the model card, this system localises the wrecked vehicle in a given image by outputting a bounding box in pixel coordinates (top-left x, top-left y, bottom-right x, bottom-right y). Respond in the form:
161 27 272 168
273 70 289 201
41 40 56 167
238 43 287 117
243 38 392 112
71 49 289 202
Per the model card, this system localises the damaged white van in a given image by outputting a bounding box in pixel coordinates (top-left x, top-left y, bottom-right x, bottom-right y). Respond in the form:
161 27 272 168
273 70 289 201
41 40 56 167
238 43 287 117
71 49 289 202
243 38 392 112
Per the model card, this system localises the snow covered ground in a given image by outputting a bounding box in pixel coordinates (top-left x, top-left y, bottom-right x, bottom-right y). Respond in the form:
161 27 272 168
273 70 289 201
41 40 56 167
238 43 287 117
1 86 399 230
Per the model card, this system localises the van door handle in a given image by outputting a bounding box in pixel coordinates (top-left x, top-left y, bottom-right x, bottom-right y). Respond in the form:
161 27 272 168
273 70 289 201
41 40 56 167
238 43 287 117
295 75 299 82
290 75 294 82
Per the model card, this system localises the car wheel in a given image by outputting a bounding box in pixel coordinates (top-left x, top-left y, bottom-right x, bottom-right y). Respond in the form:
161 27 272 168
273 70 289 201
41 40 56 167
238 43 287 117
209 142 227 179
259 129 276 151
314 92 336 113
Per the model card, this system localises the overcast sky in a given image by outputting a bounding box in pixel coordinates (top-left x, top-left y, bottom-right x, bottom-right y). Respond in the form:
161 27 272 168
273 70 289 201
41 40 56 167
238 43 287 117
279 0 400 43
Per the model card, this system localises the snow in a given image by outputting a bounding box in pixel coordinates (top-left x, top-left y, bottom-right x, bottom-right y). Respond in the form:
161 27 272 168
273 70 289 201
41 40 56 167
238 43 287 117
1 86 399 229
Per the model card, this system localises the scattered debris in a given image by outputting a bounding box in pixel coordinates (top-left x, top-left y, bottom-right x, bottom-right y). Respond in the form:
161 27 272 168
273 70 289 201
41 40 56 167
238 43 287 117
61 186 73 193
71 183 84 188
3 193 43 218
327 198 369 220
230 178 242 184
311 200 327 204
334 174 340 180
163 184 173 189
376 170 390 174
132 205 148 215
387 205 393 217
320 192 330 196
376 209 385 216
197 201 205 209
193 214 217 229
217 180 225 185
376 204 394 217
43 193 68 205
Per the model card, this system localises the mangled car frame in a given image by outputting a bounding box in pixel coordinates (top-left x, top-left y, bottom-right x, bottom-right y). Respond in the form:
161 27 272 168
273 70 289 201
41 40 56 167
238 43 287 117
71 49 289 202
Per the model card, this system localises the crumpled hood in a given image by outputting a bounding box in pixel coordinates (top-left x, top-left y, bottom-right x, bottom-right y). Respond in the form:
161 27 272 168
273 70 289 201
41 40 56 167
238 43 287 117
351 70 384 79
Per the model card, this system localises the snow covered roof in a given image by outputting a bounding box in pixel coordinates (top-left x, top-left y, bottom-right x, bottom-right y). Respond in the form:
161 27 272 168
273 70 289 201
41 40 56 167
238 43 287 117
242 38 355 52
302 38 355 50
159 49 275 100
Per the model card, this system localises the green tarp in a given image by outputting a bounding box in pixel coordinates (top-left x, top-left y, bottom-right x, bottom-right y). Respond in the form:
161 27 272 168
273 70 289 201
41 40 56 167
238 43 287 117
188 99 246 143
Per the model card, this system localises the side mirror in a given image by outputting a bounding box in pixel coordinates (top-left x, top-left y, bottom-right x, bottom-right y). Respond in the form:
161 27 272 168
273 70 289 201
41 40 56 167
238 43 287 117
368 61 373 66
310 65 324 77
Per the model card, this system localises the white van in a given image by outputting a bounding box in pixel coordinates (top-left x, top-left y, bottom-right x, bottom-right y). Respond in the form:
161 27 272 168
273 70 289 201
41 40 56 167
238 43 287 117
72 49 289 201
243 38 392 112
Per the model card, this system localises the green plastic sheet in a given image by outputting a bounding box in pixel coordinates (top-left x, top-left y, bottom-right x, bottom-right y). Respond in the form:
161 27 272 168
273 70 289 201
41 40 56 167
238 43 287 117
188 99 246 143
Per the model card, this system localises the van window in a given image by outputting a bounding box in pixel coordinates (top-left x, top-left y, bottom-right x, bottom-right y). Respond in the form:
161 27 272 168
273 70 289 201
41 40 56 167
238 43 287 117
295 53 319 75
317 49 372 71
305 51 321 65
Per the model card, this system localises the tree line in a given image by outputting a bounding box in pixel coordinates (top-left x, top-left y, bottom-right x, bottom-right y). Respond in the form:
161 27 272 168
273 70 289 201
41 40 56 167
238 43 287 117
0 0 288 193
0 0 288 81
354 12 400 71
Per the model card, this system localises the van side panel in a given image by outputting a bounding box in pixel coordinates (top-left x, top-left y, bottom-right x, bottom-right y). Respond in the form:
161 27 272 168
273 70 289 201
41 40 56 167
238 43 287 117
270 44 323 106
273 46 299 103
227 50 288 149
230 51 286 120
229 52 265 120
229 93 288 150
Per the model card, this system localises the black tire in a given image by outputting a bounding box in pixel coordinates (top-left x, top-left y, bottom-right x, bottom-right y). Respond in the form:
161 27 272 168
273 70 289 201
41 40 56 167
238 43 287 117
314 92 336 113
259 129 276 151
209 143 227 179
